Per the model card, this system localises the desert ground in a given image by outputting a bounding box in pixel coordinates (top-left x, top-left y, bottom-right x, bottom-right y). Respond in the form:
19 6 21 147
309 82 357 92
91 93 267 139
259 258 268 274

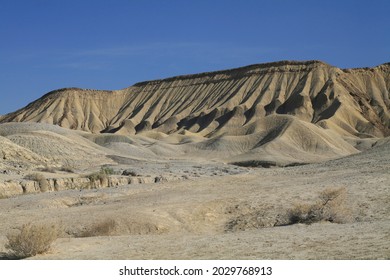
0 125 388 259
0 61 389 259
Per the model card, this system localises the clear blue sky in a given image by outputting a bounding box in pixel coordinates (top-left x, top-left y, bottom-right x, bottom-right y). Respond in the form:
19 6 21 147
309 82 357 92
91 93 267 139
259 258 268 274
0 0 389 115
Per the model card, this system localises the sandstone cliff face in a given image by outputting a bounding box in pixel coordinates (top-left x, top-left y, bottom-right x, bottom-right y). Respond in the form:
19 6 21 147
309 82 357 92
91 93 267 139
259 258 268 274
2 60 388 138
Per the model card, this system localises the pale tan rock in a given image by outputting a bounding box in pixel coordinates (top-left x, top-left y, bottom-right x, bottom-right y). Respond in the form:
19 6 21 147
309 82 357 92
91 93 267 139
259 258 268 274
0 181 23 197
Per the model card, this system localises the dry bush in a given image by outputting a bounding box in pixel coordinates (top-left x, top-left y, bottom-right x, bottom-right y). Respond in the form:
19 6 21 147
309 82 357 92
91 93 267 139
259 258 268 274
319 187 351 223
39 164 75 174
225 209 276 232
24 173 49 192
72 218 162 237
86 167 114 183
39 165 56 173
287 202 323 224
5 223 58 258
122 169 138 176
59 165 75 173
24 173 45 181
286 187 350 225
78 218 117 237
225 188 352 231
100 166 115 175
86 172 107 183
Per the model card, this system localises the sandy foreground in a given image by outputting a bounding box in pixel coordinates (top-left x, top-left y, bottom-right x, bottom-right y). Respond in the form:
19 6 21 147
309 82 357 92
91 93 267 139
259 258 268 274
0 142 388 260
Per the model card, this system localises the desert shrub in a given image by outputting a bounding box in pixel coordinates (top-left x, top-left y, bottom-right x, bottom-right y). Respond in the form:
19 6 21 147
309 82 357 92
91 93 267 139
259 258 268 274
287 202 323 224
286 187 349 225
87 171 107 183
87 172 104 182
100 166 115 175
24 173 44 181
86 167 115 184
39 165 56 173
78 218 117 237
122 169 138 176
24 173 49 192
225 208 276 232
5 223 58 259
59 165 75 173
318 187 350 223
38 164 75 174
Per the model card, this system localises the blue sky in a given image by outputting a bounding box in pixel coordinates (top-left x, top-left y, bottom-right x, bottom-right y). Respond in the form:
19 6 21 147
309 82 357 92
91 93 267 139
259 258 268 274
0 0 389 115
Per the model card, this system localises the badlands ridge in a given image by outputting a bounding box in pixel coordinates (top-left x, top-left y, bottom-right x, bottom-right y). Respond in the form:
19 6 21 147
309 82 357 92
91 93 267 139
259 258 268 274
0 60 389 259
1 60 389 170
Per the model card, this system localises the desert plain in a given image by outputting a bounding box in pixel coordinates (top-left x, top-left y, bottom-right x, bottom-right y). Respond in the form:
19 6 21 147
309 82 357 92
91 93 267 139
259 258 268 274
0 60 389 259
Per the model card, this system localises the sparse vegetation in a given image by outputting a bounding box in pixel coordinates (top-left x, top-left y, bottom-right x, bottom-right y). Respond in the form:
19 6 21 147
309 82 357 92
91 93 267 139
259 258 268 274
5 223 58 259
77 218 117 237
24 173 49 192
225 187 352 232
286 187 350 225
86 166 114 184
87 172 107 183
24 173 44 181
225 208 275 232
39 165 56 173
38 164 75 174
100 166 115 175
122 169 138 176
59 164 75 173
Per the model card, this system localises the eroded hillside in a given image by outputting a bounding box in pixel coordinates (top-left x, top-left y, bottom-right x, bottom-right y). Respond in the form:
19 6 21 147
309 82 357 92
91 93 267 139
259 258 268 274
0 61 389 168
2 61 388 137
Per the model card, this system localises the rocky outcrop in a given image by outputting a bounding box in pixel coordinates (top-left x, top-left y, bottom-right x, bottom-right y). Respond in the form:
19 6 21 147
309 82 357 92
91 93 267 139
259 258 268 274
0 174 185 198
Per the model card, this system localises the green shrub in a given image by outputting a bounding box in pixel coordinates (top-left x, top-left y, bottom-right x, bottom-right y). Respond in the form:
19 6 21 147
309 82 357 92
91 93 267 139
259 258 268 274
100 166 114 175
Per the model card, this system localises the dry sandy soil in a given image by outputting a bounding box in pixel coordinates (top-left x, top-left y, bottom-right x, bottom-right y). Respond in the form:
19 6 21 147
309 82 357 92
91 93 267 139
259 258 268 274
0 61 389 259
0 137 389 259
